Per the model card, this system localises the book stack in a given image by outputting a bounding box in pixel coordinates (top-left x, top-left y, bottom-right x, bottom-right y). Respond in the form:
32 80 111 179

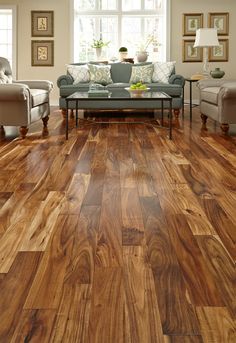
88 89 110 97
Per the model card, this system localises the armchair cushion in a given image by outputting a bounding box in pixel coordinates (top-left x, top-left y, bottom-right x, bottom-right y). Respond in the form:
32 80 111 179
201 87 220 105
0 69 12 84
30 89 49 107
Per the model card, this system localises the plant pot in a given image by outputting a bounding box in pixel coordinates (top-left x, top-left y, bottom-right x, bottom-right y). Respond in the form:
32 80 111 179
210 67 225 79
136 51 148 63
119 51 128 61
95 47 102 59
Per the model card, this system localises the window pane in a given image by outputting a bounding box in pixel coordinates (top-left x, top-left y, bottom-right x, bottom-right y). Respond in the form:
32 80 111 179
100 0 116 10
74 0 95 11
74 16 118 62
122 0 141 11
0 9 13 63
122 17 141 56
145 0 163 10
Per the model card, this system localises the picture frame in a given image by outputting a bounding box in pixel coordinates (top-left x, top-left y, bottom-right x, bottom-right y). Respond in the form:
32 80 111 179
209 39 229 62
31 11 54 37
182 40 203 62
31 40 54 66
208 12 229 36
183 13 203 36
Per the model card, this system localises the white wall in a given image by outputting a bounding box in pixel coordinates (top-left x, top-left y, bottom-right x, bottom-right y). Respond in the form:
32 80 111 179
0 0 236 103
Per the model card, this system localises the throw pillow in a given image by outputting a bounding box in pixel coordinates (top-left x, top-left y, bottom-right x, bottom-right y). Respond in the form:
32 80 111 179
129 64 154 84
88 64 113 85
152 61 176 83
66 64 90 84
0 69 12 84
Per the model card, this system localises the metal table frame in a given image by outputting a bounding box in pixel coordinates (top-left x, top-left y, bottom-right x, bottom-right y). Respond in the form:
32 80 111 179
65 91 173 140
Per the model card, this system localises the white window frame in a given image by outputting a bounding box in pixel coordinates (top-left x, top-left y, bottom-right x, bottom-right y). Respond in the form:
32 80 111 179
71 0 170 62
0 5 17 77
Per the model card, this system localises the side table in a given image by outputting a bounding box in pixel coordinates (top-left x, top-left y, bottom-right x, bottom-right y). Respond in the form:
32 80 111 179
185 78 199 122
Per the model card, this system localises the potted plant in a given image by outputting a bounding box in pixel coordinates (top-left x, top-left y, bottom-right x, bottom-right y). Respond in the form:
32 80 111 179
119 47 128 61
136 32 160 62
91 38 110 59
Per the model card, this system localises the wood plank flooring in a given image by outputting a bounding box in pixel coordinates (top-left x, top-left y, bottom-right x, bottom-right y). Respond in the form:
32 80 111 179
0 107 235 342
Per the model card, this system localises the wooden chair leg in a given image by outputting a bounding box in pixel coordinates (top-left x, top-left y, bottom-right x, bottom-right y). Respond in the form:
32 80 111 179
201 114 208 130
173 109 180 119
0 125 5 137
19 126 28 139
220 123 229 135
61 109 66 119
42 115 49 136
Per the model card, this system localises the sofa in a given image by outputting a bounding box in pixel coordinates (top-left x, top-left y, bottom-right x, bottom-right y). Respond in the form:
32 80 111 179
0 57 53 138
197 79 236 134
57 62 185 117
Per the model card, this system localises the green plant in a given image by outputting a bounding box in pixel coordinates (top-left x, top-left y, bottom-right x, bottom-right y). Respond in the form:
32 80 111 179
119 46 128 52
91 38 110 48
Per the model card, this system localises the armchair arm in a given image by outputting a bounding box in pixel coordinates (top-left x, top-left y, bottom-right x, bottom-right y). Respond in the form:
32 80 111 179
197 79 228 90
57 75 73 88
219 83 236 99
0 83 30 101
14 80 53 92
169 74 185 87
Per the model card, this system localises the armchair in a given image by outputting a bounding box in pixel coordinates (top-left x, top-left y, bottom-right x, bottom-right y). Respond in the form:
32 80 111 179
0 57 53 139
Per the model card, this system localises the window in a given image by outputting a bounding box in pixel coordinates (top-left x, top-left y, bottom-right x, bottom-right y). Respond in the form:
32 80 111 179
73 0 168 62
0 6 16 75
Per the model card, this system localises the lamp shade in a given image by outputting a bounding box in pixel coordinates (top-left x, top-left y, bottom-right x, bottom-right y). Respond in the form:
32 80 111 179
194 28 219 47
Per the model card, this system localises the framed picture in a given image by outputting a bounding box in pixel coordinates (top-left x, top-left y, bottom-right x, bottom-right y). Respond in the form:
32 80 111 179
31 11 54 37
208 12 229 36
183 13 203 36
182 40 203 62
32 40 54 66
209 39 229 62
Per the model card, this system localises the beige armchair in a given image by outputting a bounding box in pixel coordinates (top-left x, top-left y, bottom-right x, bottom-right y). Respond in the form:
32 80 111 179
197 79 236 134
0 57 53 138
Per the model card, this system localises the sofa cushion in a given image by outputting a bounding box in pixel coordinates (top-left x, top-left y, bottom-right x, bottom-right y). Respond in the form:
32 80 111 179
152 61 176 83
147 83 182 97
129 64 154 84
110 63 133 83
60 84 92 97
0 69 12 84
88 64 113 85
201 87 220 105
106 83 130 89
30 89 49 107
66 64 90 84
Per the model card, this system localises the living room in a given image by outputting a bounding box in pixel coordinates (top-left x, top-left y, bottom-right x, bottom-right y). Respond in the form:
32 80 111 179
0 0 235 342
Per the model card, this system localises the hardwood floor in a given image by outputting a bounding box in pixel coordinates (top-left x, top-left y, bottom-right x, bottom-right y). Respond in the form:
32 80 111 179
0 107 235 342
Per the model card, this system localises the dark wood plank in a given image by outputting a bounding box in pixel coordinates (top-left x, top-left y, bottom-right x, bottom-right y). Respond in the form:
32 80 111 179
88 267 123 343
24 215 76 310
201 198 236 261
196 236 236 318
166 214 224 307
0 252 42 342
10 309 56 343
141 196 200 335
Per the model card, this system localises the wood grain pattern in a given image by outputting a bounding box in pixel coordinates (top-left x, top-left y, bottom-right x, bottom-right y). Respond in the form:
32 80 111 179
10 309 56 343
141 196 200 335
123 246 164 343
166 214 224 306
196 307 236 343
88 267 123 343
0 107 235 342
0 252 42 342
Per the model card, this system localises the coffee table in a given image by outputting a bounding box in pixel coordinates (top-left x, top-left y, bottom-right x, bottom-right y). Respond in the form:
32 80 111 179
65 89 173 139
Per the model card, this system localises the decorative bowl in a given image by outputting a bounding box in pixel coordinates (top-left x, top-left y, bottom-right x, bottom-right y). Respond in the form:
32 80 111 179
125 87 150 97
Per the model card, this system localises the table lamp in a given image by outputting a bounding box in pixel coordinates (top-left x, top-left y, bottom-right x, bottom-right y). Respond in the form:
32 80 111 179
194 28 219 76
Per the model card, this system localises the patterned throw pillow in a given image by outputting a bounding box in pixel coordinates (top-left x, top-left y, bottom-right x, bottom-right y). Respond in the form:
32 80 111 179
88 64 113 85
0 69 12 84
129 64 154 84
66 64 90 84
152 61 176 83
